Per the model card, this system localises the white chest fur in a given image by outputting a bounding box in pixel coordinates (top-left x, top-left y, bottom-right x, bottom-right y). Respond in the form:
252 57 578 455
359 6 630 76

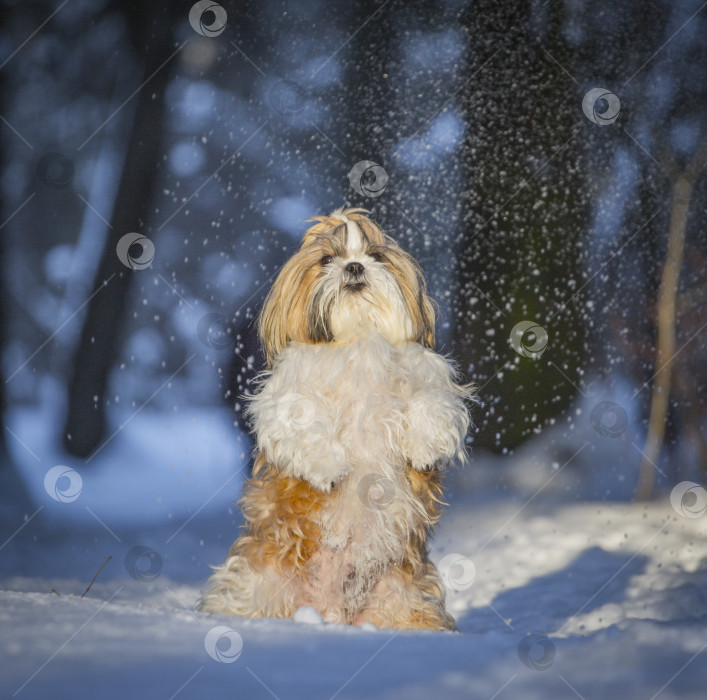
246 333 470 567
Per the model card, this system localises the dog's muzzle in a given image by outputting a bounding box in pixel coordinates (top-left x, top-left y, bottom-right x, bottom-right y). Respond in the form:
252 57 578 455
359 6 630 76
343 261 366 291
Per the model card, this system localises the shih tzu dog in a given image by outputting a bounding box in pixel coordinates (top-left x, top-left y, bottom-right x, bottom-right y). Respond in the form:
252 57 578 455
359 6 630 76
199 208 473 630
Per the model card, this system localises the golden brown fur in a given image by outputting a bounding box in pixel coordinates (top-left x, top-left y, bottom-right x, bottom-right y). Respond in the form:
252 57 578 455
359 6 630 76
217 453 456 630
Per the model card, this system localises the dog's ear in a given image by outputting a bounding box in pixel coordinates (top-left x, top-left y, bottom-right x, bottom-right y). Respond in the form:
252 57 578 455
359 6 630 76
259 256 308 366
416 288 437 350
383 240 437 350
258 273 288 367
258 249 321 366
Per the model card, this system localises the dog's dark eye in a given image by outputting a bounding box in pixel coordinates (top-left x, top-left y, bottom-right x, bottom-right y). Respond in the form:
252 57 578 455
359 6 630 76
320 255 333 266
369 251 385 263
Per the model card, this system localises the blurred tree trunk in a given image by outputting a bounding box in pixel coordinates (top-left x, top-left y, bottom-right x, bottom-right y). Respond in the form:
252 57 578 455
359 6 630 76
63 3 180 458
636 133 707 500
455 2 587 451
0 69 33 517
224 0 275 420
345 0 395 170
0 69 8 468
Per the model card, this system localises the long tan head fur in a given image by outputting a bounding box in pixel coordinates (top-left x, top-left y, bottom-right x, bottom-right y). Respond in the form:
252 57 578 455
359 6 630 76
258 208 436 366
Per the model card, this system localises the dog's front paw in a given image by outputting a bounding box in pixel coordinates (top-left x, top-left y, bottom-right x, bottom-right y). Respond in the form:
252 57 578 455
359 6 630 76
403 430 443 470
403 392 466 470
291 443 350 492
305 459 349 492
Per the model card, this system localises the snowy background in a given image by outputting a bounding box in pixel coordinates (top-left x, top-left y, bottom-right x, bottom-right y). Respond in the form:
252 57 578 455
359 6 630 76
1 0 707 698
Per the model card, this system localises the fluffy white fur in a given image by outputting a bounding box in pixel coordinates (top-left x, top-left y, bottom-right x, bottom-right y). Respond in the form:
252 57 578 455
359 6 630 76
249 335 469 492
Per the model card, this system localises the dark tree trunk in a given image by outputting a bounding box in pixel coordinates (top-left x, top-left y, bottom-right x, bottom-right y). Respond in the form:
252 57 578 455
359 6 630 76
0 68 33 519
455 2 588 451
63 2 180 458
0 68 8 466
343 0 396 169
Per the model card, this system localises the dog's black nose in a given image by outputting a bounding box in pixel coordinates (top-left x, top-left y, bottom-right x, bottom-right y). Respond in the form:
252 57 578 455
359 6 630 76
346 262 364 276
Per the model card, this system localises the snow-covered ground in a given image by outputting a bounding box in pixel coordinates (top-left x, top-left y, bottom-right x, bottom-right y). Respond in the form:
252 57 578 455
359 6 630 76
2 405 707 700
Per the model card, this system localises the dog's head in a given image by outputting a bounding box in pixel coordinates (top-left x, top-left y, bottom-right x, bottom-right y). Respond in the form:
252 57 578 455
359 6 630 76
259 208 436 365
